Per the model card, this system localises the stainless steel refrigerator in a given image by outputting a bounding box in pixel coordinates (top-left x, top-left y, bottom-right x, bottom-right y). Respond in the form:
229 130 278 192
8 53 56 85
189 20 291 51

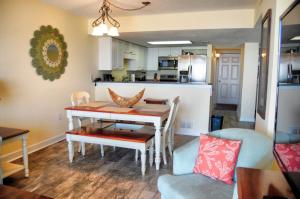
178 55 207 82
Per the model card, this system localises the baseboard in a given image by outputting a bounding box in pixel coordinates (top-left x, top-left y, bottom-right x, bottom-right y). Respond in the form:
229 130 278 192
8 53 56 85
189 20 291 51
176 128 206 136
239 117 255 122
1 134 65 163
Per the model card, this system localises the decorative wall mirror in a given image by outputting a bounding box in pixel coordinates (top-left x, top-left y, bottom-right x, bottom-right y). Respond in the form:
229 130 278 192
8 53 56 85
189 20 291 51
30 25 68 81
257 9 271 119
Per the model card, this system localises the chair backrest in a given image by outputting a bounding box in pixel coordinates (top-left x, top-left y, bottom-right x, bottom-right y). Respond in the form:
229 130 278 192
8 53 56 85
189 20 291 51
163 96 180 135
210 128 273 181
71 91 90 106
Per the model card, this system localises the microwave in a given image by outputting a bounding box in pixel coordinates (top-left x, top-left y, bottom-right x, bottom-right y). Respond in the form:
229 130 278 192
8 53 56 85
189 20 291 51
158 56 178 70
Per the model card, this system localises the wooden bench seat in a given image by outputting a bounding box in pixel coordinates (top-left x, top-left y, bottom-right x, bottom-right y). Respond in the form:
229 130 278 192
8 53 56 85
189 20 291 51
65 124 154 175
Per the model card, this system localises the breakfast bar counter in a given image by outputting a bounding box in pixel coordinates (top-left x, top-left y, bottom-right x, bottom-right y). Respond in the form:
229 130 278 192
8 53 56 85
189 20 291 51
95 82 212 136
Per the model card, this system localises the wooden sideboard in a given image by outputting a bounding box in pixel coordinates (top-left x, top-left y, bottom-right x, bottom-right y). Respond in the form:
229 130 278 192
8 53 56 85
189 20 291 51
237 167 295 199
0 127 29 183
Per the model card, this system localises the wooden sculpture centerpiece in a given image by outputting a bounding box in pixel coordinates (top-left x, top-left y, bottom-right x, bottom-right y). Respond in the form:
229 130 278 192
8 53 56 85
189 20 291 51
108 88 145 107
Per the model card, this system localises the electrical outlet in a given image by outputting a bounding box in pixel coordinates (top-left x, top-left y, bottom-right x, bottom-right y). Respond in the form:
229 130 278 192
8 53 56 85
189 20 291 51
58 113 63 121
180 121 186 128
185 122 192 129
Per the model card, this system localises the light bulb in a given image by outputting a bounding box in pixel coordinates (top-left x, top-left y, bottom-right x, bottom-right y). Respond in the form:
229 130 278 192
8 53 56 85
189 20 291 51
91 26 103 36
99 23 108 34
108 26 119 37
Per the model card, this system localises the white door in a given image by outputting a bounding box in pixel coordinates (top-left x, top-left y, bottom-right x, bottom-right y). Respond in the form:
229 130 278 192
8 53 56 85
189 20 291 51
217 54 240 104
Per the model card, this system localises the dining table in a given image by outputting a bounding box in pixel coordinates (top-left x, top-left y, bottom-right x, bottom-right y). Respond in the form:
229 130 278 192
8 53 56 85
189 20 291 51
65 101 170 170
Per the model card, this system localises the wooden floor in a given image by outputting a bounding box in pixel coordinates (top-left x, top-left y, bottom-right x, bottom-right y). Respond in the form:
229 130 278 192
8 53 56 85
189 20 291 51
213 110 255 130
4 135 194 199
3 110 254 199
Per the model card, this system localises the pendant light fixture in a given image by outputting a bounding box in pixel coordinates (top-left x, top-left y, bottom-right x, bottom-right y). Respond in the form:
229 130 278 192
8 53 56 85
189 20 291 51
92 0 151 37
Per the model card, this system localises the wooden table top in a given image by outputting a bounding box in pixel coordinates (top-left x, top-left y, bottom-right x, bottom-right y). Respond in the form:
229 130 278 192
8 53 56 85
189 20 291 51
65 101 170 117
237 167 295 199
0 127 29 140
0 185 52 199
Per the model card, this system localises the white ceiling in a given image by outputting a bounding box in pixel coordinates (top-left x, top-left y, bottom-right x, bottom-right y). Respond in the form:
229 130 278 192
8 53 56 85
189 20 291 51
42 0 259 47
117 28 260 48
42 0 256 17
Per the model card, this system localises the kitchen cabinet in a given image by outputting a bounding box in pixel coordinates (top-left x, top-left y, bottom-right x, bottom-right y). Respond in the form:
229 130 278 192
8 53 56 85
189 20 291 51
98 37 124 70
128 45 147 71
147 48 159 71
158 48 171 56
124 42 137 60
158 47 182 57
170 47 182 56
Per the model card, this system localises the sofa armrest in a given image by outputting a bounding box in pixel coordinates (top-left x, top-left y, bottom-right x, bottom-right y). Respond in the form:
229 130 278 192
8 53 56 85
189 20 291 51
173 137 199 175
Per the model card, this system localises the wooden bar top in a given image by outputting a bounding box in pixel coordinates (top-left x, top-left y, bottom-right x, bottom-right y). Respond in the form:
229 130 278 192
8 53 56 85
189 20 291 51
0 185 52 199
237 167 295 199
0 127 29 140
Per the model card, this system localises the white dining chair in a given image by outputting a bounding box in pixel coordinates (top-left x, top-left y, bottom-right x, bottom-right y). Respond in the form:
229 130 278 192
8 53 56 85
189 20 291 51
70 91 104 157
135 96 180 165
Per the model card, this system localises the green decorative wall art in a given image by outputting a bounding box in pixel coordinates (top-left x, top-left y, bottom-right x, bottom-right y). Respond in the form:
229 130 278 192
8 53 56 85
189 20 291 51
30 25 68 81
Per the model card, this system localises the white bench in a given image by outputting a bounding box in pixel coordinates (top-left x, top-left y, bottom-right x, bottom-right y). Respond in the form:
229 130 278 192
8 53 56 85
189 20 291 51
65 125 154 175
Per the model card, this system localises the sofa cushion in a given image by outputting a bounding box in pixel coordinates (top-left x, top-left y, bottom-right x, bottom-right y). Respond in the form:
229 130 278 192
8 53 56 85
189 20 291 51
193 134 241 184
210 128 273 181
158 174 234 199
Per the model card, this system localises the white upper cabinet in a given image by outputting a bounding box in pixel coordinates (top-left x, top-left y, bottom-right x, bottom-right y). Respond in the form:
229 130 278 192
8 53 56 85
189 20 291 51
124 42 137 60
98 37 113 70
170 47 182 56
128 45 147 71
158 47 182 57
147 48 159 71
158 48 171 57
98 37 125 70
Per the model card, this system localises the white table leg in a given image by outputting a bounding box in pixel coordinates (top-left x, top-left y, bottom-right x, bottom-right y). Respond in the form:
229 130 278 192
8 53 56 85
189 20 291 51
22 134 29 177
154 123 162 170
135 149 139 162
68 140 74 163
100 145 104 157
149 139 154 167
81 142 85 156
141 149 146 176
67 112 74 131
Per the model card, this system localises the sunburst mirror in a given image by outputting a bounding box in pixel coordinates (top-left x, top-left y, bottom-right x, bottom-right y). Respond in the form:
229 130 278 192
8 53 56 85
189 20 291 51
30 25 68 81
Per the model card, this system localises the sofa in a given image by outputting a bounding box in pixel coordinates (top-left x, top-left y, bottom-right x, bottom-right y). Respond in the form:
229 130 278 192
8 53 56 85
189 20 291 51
157 128 273 199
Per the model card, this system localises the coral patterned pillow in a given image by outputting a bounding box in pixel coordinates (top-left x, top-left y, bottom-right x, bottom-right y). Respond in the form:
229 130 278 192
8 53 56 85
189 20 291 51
275 143 300 172
193 134 242 184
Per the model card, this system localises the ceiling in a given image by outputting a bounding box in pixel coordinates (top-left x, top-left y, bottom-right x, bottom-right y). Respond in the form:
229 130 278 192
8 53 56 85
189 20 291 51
117 28 260 48
42 0 256 17
42 0 259 48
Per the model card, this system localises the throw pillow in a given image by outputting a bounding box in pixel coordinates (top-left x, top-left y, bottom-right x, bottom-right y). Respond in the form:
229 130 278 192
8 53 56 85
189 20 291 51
275 143 300 172
193 134 242 184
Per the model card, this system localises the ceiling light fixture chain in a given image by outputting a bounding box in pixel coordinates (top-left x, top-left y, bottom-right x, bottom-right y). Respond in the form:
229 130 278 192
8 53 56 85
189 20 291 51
91 0 151 36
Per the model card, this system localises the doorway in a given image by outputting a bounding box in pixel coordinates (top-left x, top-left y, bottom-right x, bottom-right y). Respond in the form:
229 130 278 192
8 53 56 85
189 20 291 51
216 53 240 105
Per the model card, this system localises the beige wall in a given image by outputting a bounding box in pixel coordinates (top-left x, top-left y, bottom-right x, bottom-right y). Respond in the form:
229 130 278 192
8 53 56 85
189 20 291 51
238 43 259 122
0 0 97 155
254 0 295 137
